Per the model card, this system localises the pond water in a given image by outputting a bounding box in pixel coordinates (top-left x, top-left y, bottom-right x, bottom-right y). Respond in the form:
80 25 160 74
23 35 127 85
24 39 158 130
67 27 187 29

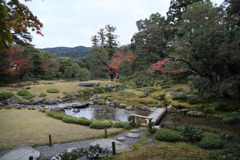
41 103 150 122
162 114 240 135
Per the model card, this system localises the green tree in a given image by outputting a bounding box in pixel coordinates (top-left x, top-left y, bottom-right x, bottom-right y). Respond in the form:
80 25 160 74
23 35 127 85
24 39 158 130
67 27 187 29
77 68 91 81
87 46 109 79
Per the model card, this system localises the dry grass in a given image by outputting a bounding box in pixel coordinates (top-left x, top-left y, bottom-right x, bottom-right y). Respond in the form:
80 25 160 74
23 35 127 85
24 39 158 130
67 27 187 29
0 109 122 149
0 80 117 100
109 142 209 160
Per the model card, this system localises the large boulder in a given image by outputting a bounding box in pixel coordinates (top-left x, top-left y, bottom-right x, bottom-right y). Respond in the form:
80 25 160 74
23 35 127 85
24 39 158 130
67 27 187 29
72 103 90 108
50 107 65 113
44 99 62 105
139 106 150 111
31 99 44 105
76 82 100 87
187 111 204 117
0 145 40 160
6 97 17 105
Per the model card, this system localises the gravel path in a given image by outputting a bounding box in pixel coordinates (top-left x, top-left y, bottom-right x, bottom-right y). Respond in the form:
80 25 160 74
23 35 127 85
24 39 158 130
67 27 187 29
0 127 156 160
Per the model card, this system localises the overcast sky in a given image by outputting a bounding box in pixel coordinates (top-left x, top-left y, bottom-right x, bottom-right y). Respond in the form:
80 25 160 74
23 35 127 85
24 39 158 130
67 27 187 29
23 0 224 49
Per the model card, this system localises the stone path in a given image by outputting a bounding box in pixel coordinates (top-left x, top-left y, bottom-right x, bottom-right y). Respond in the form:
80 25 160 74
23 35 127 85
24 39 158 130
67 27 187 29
0 127 155 160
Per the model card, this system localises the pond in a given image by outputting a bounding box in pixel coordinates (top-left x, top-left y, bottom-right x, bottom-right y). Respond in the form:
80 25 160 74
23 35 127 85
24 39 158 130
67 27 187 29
162 114 240 135
42 103 150 122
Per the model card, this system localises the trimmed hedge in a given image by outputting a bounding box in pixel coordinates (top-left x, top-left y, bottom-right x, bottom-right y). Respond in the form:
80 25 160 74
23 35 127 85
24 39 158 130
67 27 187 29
62 116 78 123
89 120 112 129
199 132 221 149
112 121 131 129
17 90 34 99
154 128 181 142
75 117 93 126
47 111 65 120
47 88 59 93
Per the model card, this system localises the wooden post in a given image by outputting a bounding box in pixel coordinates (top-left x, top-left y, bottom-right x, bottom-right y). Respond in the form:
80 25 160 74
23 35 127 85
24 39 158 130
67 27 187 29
104 128 107 138
29 156 33 160
132 116 135 124
149 118 152 129
112 142 116 155
49 135 52 147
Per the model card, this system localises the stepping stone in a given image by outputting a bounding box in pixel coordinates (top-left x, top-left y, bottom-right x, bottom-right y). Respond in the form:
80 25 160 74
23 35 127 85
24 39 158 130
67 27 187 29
126 133 140 138
0 146 40 160
139 127 147 130
116 137 125 141
90 139 131 153
131 129 140 133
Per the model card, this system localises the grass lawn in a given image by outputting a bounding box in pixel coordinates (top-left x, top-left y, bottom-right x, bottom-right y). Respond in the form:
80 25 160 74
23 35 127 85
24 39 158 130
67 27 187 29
105 142 210 160
0 109 122 150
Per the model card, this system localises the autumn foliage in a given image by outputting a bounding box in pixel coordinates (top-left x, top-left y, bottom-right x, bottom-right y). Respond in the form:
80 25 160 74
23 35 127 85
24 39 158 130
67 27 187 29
108 51 135 71
149 59 186 74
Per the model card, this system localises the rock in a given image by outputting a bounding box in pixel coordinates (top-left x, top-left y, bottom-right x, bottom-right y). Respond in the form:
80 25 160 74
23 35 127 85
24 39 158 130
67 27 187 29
139 127 147 130
51 107 65 113
44 99 62 105
76 82 100 87
118 87 124 90
64 106 72 109
96 107 103 112
107 84 113 92
118 103 126 108
31 99 43 105
125 84 132 88
6 97 17 105
73 108 80 113
131 129 140 133
34 93 41 98
139 106 150 111
116 137 125 141
90 139 131 153
90 94 101 100
72 103 89 108
187 111 204 117
0 145 40 160
126 106 134 111
167 105 176 112
126 133 140 138
179 109 188 114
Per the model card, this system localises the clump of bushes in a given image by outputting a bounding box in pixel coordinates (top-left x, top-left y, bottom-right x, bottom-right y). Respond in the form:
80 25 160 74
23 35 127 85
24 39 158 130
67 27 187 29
179 123 203 142
187 95 202 104
153 94 165 100
40 92 47 97
172 93 188 101
214 101 229 111
75 117 93 126
17 90 34 99
47 88 59 93
154 128 181 142
138 94 148 98
4 106 12 109
0 92 14 100
89 120 112 129
222 111 240 124
39 109 47 113
199 132 221 149
112 121 131 129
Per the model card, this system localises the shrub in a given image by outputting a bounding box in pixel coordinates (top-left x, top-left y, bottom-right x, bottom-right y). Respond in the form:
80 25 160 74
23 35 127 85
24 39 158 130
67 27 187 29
179 123 203 142
153 94 165 100
47 111 65 120
176 88 184 92
187 95 202 104
4 106 12 109
172 93 188 101
47 88 59 93
75 117 93 126
100 93 111 100
17 90 34 99
16 107 22 109
40 93 47 97
97 101 105 105
199 132 221 149
214 101 229 111
138 94 148 98
25 87 31 90
112 121 130 129
222 111 240 124
62 116 78 123
89 120 112 129
0 92 14 100
154 128 181 142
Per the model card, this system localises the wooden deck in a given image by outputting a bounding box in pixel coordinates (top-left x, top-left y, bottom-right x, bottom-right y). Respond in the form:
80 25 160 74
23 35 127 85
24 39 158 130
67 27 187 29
147 108 167 124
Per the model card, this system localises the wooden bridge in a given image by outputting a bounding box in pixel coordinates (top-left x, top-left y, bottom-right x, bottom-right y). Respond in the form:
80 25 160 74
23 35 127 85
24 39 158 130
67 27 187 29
130 108 167 125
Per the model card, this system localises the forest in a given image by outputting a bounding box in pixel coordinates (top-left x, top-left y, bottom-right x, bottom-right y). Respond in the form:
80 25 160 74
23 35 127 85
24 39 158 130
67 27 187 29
1 0 239 100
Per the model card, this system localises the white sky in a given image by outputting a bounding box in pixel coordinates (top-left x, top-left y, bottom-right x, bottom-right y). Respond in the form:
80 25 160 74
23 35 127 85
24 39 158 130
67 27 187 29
22 0 224 48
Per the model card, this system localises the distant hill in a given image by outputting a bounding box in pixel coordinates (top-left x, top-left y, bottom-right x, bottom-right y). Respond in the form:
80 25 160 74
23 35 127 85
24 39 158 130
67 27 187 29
41 46 90 58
